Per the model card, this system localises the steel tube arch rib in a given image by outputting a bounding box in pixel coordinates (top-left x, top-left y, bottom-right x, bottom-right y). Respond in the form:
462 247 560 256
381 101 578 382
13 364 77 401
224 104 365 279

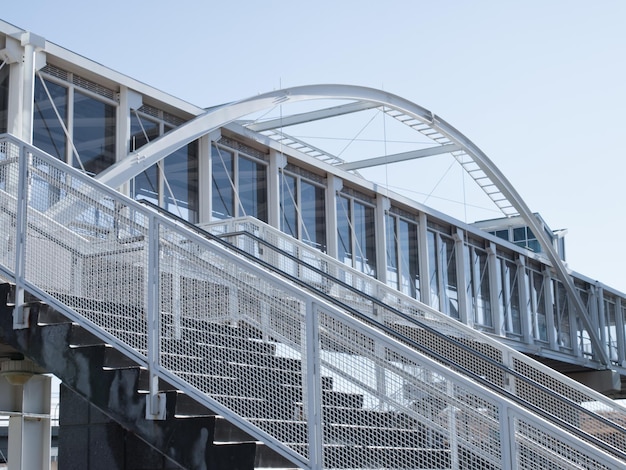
96 84 610 366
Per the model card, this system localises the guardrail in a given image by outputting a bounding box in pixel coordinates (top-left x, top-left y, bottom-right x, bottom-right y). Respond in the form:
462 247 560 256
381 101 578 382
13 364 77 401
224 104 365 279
199 216 626 455
0 134 623 469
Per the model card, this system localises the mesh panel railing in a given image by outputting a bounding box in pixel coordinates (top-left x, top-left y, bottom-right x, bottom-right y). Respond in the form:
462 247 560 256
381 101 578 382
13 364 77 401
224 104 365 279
199 217 626 459
0 134 624 469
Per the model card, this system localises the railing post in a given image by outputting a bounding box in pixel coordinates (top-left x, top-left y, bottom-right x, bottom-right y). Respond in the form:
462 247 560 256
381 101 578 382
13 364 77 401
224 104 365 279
145 215 165 420
501 405 517 470
446 381 459 469
305 300 323 469
13 144 29 329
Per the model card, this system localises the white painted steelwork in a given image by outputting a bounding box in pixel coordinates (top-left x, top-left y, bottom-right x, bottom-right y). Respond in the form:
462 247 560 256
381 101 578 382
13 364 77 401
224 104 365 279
95 84 609 366
1 135 625 469
201 215 626 457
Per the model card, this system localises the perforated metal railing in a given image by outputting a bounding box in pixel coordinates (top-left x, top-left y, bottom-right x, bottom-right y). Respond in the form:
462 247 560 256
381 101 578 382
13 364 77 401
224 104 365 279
199 217 626 459
0 134 624 469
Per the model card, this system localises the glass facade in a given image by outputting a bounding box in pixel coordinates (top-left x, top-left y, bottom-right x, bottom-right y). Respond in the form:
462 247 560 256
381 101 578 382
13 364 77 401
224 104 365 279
554 281 572 349
426 227 460 317
33 76 67 160
337 193 376 276
576 287 593 359
164 141 198 222
33 75 115 175
466 243 492 329
386 212 421 300
496 256 522 337
211 145 234 219
385 214 399 290
130 111 198 222
130 113 160 204
301 181 326 252
398 218 420 300
528 267 548 342
211 141 267 222
239 155 267 221
280 170 327 251
73 90 115 174
280 172 298 238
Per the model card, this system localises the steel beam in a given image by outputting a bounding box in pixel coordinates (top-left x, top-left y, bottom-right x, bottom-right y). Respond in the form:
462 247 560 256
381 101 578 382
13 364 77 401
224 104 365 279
337 143 462 171
244 100 380 132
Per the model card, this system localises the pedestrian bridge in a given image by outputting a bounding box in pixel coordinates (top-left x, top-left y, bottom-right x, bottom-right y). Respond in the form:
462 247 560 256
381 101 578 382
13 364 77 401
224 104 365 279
1 133 626 469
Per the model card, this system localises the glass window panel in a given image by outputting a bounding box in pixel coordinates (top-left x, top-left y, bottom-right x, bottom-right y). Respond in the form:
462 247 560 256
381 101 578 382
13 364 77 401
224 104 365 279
164 142 198 223
477 250 492 326
479 252 492 327
532 270 548 342
336 196 352 266
280 173 298 238
576 288 593 357
353 201 376 276
527 239 541 253
428 231 440 311
130 114 160 203
211 145 234 220
33 77 68 161
399 219 420 300
470 247 492 328
130 113 159 151
386 214 398 290
494 229 508 241
301 181 326 252
133 164 158 204
239 156 267 222
555 282 571 349
73 90 116 175
442 236 459 319
513 227 526 242
507 260 522 336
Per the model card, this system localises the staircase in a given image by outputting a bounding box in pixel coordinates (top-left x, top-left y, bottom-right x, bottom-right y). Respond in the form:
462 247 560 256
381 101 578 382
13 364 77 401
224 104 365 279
1 133 625 469
0 287 458 469
198 214 626 462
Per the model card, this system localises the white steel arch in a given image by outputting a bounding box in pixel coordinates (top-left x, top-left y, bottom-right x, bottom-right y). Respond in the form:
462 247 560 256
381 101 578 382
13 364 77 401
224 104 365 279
96 84 610 366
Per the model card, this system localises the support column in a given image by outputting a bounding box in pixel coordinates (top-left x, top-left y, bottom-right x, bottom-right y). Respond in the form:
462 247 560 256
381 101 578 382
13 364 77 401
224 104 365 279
453 228 468 324
17 32 46 144
417 212 430 307
0 360 51 470
487 242 501 335
325 176 342 260
1 35 22 137
375 195 390 285
268 149 287 229
516 256 533 345
197 133 211 224
201 130 221 224
116 87 142 196
543 269 556 349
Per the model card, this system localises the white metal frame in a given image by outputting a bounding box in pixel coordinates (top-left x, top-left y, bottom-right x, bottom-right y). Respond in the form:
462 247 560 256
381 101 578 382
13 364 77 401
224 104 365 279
95 84 609 366
2 134 625 469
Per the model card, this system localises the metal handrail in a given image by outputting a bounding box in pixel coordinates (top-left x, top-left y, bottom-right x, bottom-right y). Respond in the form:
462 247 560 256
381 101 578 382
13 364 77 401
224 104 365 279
142 201 626 461
1 134 624 469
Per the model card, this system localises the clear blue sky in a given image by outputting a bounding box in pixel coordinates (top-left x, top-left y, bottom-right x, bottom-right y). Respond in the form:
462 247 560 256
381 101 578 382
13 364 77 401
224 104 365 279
6 1 626 291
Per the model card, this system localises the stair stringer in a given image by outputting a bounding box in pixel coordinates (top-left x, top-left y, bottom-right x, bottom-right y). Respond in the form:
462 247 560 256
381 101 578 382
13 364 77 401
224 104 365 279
0 294 259 470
